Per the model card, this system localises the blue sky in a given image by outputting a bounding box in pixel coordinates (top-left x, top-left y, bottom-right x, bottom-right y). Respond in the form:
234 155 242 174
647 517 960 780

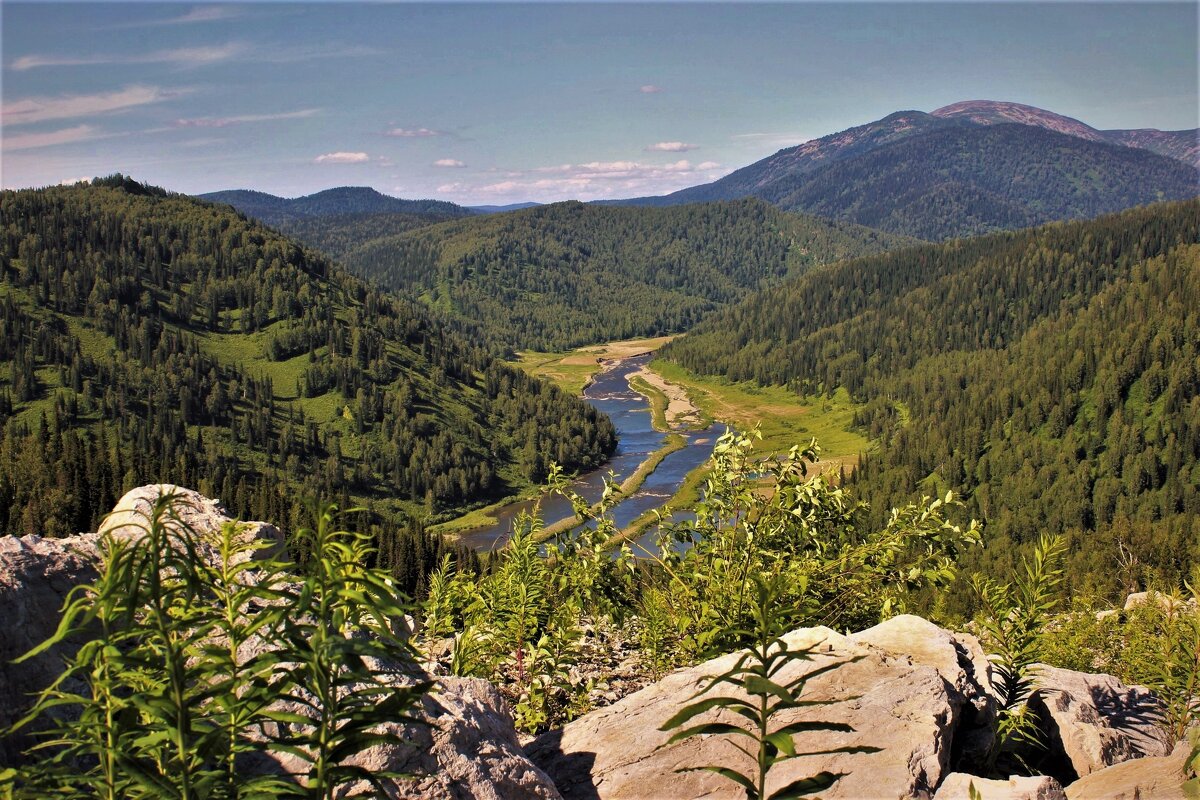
2 2 1196 204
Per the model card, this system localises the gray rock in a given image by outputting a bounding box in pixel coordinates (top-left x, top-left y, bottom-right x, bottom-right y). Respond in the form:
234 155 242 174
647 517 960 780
936 773 1067 800
1065 739 1192 800
528 621 981 799
1030 664 1175 780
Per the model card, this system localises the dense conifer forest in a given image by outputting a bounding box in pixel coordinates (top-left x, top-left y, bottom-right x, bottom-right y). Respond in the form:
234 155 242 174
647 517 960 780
664 200 1200 604
0 177 615 570
331 198 912 350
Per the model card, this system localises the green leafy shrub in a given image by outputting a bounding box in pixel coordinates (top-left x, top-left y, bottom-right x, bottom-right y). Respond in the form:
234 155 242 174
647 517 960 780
3 491 428 799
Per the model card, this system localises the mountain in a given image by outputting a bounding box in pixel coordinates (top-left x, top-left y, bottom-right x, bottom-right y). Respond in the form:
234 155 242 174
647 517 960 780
469 202 543 213
932 100 1200 167
199 186 476 227
609 101 1198 240
755 123 1199 241
0 177 616 540
330 198 914 351
662 199 1200 602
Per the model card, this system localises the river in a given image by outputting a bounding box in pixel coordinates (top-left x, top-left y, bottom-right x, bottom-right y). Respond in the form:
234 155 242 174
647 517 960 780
454 354 724 553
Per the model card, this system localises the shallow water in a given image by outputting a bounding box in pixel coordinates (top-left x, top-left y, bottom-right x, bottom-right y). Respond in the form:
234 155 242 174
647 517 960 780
454 354 723 553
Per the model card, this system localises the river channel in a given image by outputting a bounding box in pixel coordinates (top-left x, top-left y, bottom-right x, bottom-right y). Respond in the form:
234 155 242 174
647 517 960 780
454 354 724 553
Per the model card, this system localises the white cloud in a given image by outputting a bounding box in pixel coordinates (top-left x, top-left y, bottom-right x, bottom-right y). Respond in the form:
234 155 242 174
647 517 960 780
452 158 728 203
11 44 245 71
639 85 662 94
10 41 377 72
2 125 102 151
386 127 442 138
314 151 370 164
173 108 319 128
433 159 466 168
112 6 243 28
2 86 180 126
58 176 92 186
645 141 697 152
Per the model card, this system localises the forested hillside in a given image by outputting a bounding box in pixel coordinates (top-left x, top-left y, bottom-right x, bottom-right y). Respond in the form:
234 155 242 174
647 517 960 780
664 200 1200 602
759 125 1200 240
613 105 1198 241
199 186 474 228
276 211 463 261
335 198 911 350
0 176 615 543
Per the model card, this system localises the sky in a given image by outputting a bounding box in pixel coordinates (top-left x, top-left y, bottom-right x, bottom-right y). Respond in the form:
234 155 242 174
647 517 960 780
1 2 1197 205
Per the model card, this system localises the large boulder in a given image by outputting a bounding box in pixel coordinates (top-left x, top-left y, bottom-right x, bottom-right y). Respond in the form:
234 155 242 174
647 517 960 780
1064 739 1193 800
935 773 1067 800
528 616 995 800
1029 665 1175 781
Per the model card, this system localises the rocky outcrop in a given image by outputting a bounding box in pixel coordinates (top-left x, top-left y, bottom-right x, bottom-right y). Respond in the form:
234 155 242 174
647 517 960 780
0 486 560 800
1030 665 1174 781
0 485 282 765
935 773 1067 800
263 677 562 799
528 615 996 799
1064 739 1193 800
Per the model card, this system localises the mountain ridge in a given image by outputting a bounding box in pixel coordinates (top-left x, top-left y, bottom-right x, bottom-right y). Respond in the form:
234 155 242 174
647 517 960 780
603 100 1198 239
199 186 476 227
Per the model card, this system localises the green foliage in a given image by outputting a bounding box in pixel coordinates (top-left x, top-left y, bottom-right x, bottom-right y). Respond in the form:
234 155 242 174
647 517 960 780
972 533 1067 769
0 180 614 543
659 573 878 800
654 429 980 658
335 199 909 350
665 201 1200 611
4 491 430 799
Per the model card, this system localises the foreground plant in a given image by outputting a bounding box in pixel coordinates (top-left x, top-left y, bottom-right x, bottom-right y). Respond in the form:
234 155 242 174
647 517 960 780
660 573 878 800
4 491 429 799
972 532 1067 772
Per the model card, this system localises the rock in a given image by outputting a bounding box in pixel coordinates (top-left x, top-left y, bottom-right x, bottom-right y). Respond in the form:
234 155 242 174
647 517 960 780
100 484 286 563
0 532 103 765
1065 739 1193 799
1 486 278 766
851 614 996 768
1123 591 1196 614
936 773 1067 800
266 677 563 799
528 621 982 799
1030 665 1174 781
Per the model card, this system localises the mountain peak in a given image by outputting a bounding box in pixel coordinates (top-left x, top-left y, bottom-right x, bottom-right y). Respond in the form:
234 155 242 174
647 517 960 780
931 100 1104 141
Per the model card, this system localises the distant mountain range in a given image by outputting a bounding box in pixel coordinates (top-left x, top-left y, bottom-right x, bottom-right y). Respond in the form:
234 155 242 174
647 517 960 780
198 186 475 227
606 100 1198 240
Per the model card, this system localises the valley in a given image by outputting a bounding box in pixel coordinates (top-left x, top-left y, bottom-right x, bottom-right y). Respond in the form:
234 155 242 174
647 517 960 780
2 10 1199 787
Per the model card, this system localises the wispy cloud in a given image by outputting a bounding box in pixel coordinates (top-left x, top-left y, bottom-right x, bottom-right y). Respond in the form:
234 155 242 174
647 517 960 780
2 86 181 126
433 159 466 168
11 44 245 71
386 127 442 138
173 108 319 128
639 85 662 94
453 158 727 202
645 141 697 152
314 151 370 164
3 125 104 151
11 41 379 72
112 6 243 28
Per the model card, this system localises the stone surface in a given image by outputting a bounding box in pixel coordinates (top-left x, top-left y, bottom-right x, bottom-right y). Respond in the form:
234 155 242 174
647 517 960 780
936 773 1067 800
1030 664 1175 781
528 619 993 800
1064 740 1192 800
